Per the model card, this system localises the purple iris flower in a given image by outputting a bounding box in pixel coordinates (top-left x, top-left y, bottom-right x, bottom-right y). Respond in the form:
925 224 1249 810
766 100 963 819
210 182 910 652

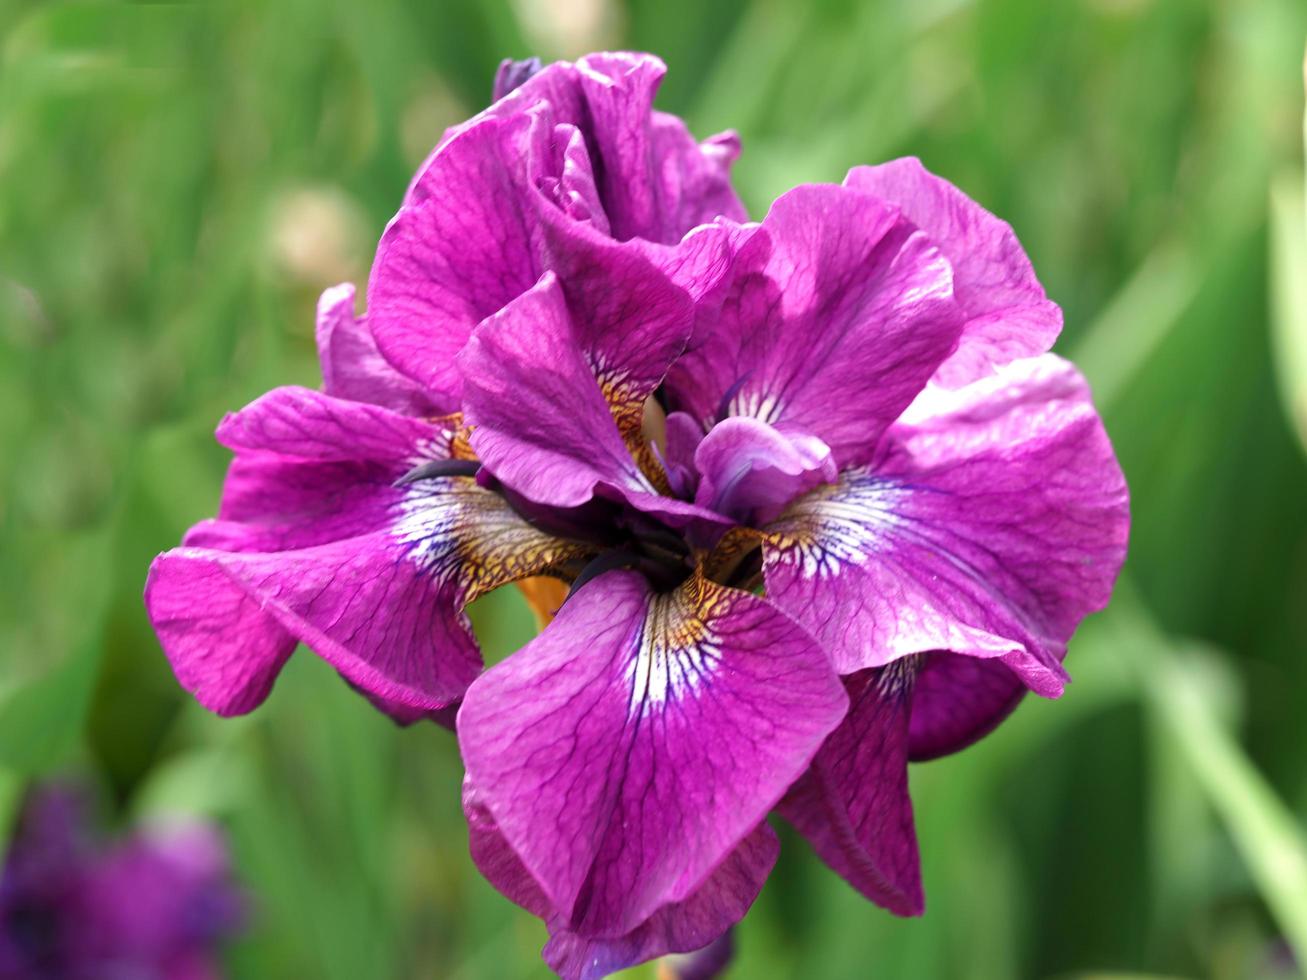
144 52 1128 980
0 788 244 979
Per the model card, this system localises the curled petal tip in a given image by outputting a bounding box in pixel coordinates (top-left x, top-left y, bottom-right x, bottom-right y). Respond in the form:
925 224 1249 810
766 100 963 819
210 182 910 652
493 56 544 102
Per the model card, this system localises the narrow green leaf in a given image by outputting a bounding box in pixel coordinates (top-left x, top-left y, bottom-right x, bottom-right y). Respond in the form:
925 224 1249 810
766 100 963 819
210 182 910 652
1269 172 1307 454
0 529 112 775
1151 651 1307 966
0 768 23 866
1068 242 1199 414
1106 591 1307 964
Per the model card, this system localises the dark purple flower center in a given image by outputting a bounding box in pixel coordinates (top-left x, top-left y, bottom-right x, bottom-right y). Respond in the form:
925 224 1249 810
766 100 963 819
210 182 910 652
398 400 801 600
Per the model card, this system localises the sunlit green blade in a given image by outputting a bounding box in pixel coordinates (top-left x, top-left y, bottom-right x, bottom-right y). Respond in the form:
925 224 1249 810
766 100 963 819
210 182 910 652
1106 592 1307 967
1269 174 1307 455
0 529 112 775
1069 244 1199 414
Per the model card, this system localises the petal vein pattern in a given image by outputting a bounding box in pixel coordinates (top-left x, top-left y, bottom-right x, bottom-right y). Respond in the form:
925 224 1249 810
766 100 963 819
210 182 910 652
395 477 584 601
664 184 965 467
465 780 776 980
146 388 588 718
761 356 1129 694
845 158 1062 388
372 52 743 407
458 274 729 529
779 659 922 916
457 569 847 938
626 592 722 714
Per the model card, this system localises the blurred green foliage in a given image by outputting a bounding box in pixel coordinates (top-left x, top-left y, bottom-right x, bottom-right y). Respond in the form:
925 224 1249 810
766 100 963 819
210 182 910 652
1 0 1306 977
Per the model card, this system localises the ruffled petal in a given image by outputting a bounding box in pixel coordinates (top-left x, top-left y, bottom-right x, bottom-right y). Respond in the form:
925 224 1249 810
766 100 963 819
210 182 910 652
374 55 745 404
367 115 542 403
458 274 726 528
762 356 1129 697
665 184 964 467
457 569 846 938
779 661 921 916
410 53 747 241
647 120 746 241
565 53 745 243
314 283 441 415
146 390 587 717
845 158 1061 388
540 123 612 236
405 63 581 207
542 829 773 980
465 781 770 980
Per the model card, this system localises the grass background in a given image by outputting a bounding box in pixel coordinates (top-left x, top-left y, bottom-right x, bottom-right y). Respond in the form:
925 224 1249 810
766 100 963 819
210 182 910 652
2 0 1307 976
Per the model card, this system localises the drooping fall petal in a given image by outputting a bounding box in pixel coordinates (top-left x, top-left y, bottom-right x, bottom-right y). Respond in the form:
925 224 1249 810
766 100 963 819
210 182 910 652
146 387 587 716
458 569 846 938
779 660 922 915
465 782 773 980
542 830 773 980
762 356 1129 696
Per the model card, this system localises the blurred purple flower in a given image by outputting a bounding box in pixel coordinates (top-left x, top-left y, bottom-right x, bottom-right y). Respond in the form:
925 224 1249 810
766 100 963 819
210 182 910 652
144 52 1128 979
0 788 244 980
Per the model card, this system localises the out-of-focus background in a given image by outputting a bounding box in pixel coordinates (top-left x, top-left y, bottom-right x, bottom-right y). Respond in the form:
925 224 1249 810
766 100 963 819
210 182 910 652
2 0 1306 977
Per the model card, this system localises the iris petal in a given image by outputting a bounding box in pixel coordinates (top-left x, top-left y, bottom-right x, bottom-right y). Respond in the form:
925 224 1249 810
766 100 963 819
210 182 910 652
410 53 746 242
541 829 773 980
693 417 836 525
459 274 730 529
845 158 1062 388
458 569 847 938
780 660 922 915
908 652 1028 761
664 183 965 468
146 388 588 718
465 781 773 980
372 53 743 406
761 355 1129 698
314 283 442 415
